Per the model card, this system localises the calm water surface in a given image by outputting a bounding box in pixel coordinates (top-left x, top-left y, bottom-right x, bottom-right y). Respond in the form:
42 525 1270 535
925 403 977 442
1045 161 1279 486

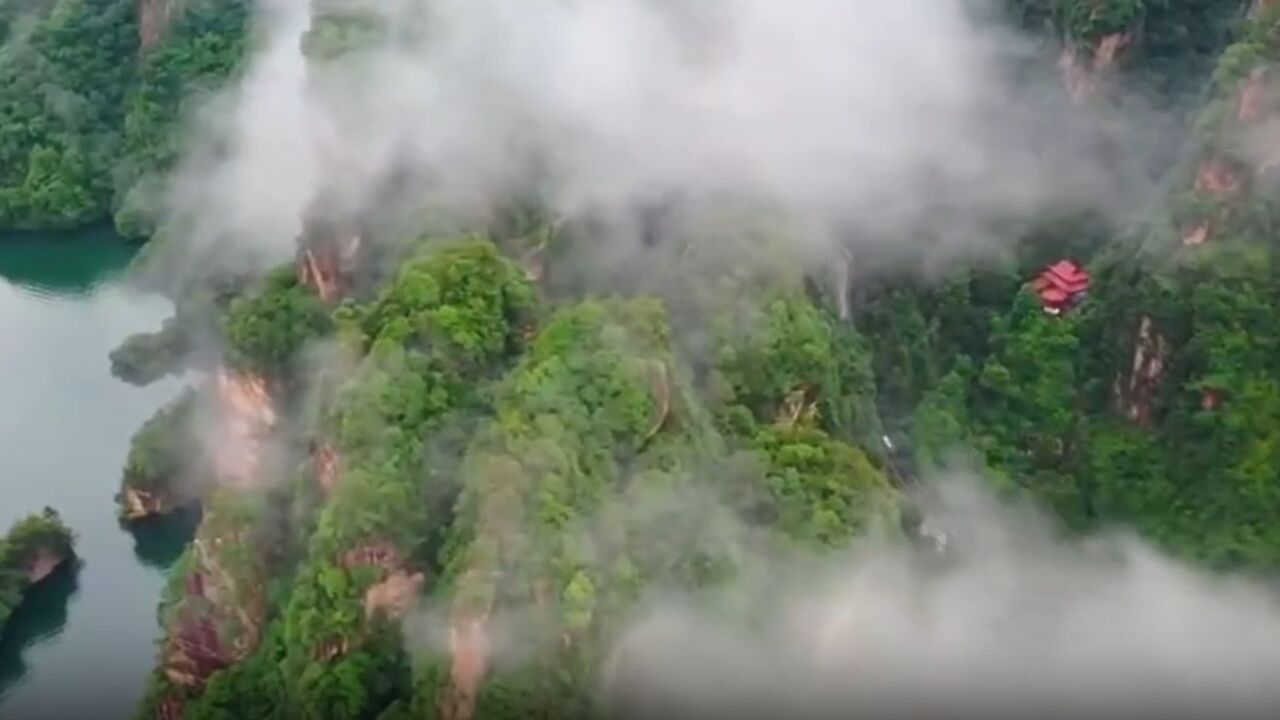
0 227 193 720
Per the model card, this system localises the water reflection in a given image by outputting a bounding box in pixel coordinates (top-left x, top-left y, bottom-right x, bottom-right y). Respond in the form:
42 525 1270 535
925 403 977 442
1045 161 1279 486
125 508 201 571
0 561 81 701
0 225 137 297
0 228 187 719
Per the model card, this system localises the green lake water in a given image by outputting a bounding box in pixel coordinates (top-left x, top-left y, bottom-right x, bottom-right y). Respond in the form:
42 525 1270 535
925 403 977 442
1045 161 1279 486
0 227 193 720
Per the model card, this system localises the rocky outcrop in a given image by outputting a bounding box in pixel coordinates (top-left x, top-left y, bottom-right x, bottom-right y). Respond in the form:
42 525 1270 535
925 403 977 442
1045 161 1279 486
277 537 430 667
776 385 818 429
1194 156 1242 196
443 615 492 720
212 369 277 490
436 482 521 720
138 0 182 50
1058 33 1129 105
296 204 364 303
119 486 179 522
161 511 267 689
1182 222 1211 247
1238 67 1271 123
363 570 425 621
1 509 76 629
643 360 672 444
297 235 361 303
312 441 341 496
1179 157 1245 246
1113 315 1169 427
23 547 67 585
145 370 278 713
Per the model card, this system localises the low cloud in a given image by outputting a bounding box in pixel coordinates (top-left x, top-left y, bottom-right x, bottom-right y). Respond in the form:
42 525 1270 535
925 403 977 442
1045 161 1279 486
155 0 1163 283
600 476 1280 720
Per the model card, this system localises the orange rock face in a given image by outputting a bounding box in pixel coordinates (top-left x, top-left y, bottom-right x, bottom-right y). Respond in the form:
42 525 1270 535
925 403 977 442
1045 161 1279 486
1239 68 1269 124
297 235 361 303
138 0 177 50
313 441 341 495
443 615 493 720
1114 315 1169 428
211 369 276 490
24 547 66 584
1182 223 1210 247
363 570 426 621
1059 33 1129 104
1195 157 1240 195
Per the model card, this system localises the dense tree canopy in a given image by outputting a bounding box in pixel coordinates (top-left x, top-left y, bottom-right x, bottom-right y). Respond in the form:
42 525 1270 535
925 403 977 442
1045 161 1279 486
0 0 247 232
56 1 1280 717
0 509 75 628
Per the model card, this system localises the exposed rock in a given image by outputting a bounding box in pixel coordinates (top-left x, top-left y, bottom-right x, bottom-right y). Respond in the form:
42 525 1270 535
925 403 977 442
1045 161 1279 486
1113 315 1169 427
312 441 341 495
442 615 492 720
160 515 266 690
23 547 68 584
342 540 428 620
1059 33 1129 105
341 540 403 571
363 570 425 621
520 243 547 284
314 635 350 662
1195 157 1241 195
1202 387 1225 410
1182 222 1211 247
138 0 181 50
296 205 364 303
212 369 277 490
164 614 233 687
155 693 185 720
1239 67 1270 123
119 486 176 521
642 360 672 444
437 471 529 720
297 236 360 303
776 385 818 428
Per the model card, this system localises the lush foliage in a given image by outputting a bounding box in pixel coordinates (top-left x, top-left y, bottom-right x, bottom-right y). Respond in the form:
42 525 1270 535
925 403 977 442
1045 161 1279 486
120 388 198 509
108 2 1280 717
222 268 335 377
0 0 248 232
0 508 75 627
0 0 137 228
114 0 250 237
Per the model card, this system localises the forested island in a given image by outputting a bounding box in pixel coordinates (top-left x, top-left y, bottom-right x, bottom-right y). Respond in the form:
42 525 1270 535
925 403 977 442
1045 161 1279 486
0 510 75 632
5 0 1280 718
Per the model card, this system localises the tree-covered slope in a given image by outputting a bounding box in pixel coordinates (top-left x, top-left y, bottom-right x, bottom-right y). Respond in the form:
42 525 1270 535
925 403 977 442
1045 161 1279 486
69 1 1280 718
0 0 247 232
851 0 1280 569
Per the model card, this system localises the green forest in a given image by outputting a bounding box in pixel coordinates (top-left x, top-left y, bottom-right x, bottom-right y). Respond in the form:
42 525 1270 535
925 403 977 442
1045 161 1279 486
0 509 75 629
7 0 1280 717
0 0 248 231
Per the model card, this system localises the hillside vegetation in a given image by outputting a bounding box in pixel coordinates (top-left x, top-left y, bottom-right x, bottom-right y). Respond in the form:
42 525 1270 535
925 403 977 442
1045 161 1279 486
8 0 1280 717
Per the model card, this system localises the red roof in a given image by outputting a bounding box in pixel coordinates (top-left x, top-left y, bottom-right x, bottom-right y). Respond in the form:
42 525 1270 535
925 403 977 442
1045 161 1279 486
1047 260 1086 279
1032 260 1090 309
1042 261 1089 290
1040 288 1069 304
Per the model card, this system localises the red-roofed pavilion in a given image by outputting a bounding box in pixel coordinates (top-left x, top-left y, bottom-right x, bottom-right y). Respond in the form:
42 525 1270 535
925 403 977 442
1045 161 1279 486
1031 260 1091 314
